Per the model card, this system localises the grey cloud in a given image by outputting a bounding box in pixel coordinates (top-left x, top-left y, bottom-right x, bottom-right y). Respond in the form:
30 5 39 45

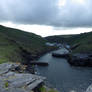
0 0 92 28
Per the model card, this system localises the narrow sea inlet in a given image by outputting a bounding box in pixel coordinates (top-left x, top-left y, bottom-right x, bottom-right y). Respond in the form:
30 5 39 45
36 48 92 92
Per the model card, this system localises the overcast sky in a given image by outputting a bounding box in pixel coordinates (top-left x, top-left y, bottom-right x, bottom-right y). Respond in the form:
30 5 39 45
0 0 92 36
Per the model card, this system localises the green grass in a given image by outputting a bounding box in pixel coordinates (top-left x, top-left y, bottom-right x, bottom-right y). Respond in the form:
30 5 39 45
4 82 9 88
69 32 92 53
48 89 58 92
39 86 47 92
39 86 58 92
0 57 9 64
45 31 92 53
0 25 55 64
0 25 47 54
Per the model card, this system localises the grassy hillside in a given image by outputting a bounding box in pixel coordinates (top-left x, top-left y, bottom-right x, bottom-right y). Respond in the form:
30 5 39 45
45 35 74 44
0 25 47 54
0 32 21 63
45 32 92 53
69 32 92 53
0 25 55 64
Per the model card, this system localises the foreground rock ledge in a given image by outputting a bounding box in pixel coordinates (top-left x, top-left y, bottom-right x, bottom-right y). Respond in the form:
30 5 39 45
0 63 45 92
86 85 92 92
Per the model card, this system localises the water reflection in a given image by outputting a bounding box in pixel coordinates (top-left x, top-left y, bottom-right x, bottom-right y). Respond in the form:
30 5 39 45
36 49 92 92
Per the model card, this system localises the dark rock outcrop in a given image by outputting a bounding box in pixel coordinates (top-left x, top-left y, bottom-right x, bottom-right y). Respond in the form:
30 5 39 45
52 53 69 58
68 53 92 67
30 61 49 66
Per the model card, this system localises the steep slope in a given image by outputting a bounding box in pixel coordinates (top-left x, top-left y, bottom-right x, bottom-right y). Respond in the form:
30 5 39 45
0 25 54 63
0 25 47 54
45 35 74 44
69 32 92 53
0 32 22 63
45 32 92 53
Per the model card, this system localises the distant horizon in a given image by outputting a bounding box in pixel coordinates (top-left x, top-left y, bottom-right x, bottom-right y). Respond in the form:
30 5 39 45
0 22 92 37
0 0 92 37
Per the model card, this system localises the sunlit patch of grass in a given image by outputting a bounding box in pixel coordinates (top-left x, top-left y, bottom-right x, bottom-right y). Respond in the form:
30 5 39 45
72 44 92 53
39 86 58 92
0 57 9 64
39 86 47 92
48 89 58 92
4 81 9 88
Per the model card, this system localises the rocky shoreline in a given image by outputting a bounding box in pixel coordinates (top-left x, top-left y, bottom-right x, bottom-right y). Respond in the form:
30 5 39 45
52 51 92 67
68 53 92 67
17 46 92 92
17 46 58 74
0 63 58 92
4 47 58 92
52 46 92 67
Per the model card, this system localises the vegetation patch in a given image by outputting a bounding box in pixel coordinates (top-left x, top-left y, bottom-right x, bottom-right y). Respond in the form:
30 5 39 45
4 81 9 88
0 25 56 64
45 32 92 53
39 86 58 92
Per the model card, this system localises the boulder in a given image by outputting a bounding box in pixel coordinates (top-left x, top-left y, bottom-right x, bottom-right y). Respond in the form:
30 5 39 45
86 85 92 92
0 63 19 75
0 63 46 92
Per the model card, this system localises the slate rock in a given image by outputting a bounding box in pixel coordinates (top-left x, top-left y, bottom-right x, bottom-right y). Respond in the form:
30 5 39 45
0 63 46 92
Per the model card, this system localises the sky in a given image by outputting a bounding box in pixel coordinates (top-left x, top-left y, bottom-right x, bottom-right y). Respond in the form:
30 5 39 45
0 0 92 37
